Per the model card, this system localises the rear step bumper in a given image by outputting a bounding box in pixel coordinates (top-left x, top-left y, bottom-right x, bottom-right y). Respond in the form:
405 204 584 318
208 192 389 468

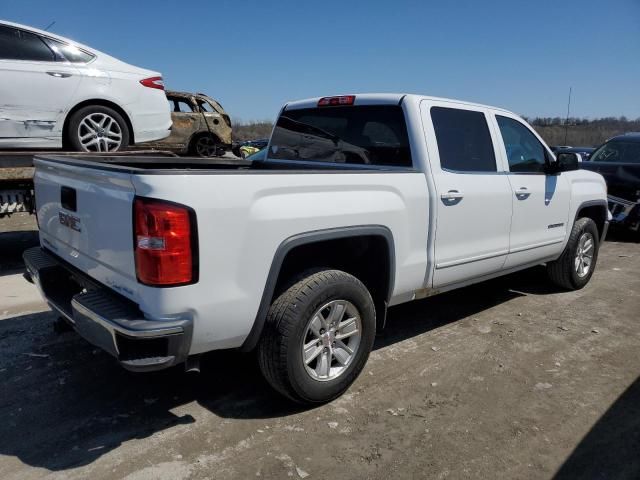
23 247 193 372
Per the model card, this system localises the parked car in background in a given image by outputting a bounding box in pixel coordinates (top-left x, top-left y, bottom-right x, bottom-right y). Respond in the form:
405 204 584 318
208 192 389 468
0 20 171 152
232 138 269 158
550 145 572 153
581 133 640 236
553 146 595 160
139 91 232 157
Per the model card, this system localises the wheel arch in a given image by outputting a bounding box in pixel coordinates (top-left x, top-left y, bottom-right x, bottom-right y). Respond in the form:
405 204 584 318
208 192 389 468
575 199 609 240
63 99 135 148
241 226 396 352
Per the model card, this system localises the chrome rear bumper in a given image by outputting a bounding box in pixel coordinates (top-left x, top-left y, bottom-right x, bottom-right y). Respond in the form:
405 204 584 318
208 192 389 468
23 247 192 372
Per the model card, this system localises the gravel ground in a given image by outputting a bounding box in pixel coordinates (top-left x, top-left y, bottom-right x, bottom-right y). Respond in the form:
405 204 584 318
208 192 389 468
1 214 639 479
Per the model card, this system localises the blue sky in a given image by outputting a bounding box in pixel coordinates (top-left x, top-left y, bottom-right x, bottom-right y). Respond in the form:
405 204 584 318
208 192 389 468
2 0 639 122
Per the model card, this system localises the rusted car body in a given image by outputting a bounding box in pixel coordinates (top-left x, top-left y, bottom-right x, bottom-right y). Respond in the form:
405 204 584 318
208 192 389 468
142 91 232 157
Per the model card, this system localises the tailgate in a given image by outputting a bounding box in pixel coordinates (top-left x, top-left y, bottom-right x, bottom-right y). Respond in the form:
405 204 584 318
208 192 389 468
33 157 139 300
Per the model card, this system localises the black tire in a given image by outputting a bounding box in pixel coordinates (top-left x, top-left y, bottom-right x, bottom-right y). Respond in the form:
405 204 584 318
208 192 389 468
190 133 223 157
258 269 376 404
67 105 130 152
547 217 600 290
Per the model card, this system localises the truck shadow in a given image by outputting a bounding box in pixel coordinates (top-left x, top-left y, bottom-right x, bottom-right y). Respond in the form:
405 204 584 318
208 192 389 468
553 375 640 479
0 268 583 472
0 229 38 276
605 226 639 243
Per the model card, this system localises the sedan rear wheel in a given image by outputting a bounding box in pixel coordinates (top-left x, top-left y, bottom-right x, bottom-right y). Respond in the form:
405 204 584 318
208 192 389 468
68 105 130 153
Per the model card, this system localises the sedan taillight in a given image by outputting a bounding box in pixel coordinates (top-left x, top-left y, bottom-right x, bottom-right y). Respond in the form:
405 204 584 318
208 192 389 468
134 197 197 286
139 76 165 90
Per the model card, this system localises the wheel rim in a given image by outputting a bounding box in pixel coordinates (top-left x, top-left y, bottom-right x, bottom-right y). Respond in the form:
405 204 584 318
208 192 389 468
77 112 122 152
574 232 595 278
301 299 362 382
195 136 218 157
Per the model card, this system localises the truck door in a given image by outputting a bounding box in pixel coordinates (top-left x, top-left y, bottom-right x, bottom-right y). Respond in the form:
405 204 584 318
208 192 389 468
421 102 513 287
491 114 570 269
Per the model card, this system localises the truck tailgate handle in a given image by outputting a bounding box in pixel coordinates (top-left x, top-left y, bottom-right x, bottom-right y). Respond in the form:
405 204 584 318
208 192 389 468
61 186 77 211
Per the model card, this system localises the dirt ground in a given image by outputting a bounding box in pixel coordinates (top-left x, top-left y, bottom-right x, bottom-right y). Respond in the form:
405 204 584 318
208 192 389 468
1 214 639 480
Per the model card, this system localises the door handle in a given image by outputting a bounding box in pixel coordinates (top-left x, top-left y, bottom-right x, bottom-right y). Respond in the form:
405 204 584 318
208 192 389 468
515 187 531 199
440 190 464 203
46 71 72 78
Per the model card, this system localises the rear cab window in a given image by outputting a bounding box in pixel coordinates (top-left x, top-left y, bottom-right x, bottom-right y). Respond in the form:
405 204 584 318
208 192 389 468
268 104 413 167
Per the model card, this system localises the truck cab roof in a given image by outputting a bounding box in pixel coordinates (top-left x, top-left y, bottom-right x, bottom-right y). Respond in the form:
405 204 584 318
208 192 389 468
284 93 516 116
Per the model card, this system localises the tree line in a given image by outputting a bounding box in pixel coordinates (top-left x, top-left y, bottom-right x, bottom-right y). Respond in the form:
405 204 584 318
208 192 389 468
524 116 640 146
232 121 274 143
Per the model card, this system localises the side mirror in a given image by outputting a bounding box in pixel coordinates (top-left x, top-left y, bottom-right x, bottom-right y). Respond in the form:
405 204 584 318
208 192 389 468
555 152 581 172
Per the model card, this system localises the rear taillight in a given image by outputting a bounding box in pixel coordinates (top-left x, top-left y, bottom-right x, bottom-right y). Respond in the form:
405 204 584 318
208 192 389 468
139 76 165 90
134 198 196 286
318 95 355 107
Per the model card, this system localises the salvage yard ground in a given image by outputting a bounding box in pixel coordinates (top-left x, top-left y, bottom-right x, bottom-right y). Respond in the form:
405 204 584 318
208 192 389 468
1 214 639 480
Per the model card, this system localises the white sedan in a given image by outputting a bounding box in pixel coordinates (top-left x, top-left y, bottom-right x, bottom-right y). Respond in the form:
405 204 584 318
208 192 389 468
0 20 171 152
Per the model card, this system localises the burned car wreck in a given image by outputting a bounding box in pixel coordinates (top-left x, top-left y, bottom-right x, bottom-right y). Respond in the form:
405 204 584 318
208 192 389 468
141 91 232 157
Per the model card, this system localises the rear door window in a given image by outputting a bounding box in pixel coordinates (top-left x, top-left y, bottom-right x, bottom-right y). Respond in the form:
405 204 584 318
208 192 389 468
42 37 95 63
168 98 195 113
197 100 213 112
430 107 497 172
268 105 412 167
0 25 55 61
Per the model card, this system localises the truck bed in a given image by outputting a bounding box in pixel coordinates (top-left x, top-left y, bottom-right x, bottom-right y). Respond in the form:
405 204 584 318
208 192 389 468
37 154 253 173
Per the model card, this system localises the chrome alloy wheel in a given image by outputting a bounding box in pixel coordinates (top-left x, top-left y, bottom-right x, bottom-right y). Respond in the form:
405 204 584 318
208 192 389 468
77 113 122 152
575 232 595 278
301 300 362 382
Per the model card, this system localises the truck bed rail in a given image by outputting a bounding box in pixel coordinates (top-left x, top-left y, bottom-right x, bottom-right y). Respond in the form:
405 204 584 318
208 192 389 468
0 150 179 218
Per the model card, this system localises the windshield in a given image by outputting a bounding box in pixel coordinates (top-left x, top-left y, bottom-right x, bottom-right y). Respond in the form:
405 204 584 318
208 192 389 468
268 105 412 167
590 141 640 164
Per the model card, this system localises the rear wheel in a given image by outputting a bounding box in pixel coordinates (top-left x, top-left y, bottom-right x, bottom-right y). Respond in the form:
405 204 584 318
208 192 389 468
68 105 129 152
191 134 224 157
547 217 600 290
258 269 376 404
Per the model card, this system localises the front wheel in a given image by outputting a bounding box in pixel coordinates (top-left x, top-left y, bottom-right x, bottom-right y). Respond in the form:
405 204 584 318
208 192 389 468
547 217 600 290
258 270 376 404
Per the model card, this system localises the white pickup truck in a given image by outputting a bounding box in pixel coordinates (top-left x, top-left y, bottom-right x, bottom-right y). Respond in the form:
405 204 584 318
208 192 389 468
24 94 609 404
